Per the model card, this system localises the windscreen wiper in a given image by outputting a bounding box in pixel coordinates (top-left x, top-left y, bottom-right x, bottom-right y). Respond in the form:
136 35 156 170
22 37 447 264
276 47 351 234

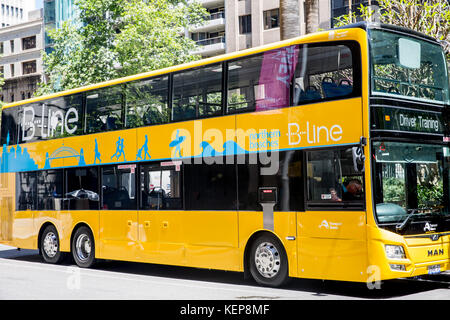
396 209 419 232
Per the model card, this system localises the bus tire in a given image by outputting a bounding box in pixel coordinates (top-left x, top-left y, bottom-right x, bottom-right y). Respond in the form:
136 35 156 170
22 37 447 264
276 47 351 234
248 233 290 287
72 226 96 268
40 224 65 264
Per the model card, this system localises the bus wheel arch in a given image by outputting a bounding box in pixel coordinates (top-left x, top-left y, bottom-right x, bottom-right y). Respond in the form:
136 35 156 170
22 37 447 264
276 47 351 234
243 230 290 287
70 223 96 268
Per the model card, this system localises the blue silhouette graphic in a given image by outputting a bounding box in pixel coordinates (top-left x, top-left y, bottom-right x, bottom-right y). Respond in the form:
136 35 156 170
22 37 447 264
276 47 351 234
0 134 38 173
137 135 151 161
43 146 86 169
94 138 101 164
169 130 186 158
111 137 126 161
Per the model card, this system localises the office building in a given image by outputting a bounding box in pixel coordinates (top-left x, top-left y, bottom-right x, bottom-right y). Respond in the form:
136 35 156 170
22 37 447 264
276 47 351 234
0 0 35 28
190 0 378 58
0 9 44 103
43 0 77 53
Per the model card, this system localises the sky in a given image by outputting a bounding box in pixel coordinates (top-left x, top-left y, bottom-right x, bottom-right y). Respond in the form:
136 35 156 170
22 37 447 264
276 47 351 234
35 0 43 9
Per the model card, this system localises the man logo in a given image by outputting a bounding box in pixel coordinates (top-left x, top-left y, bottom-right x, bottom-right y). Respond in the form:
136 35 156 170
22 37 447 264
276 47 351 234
427 249 444 257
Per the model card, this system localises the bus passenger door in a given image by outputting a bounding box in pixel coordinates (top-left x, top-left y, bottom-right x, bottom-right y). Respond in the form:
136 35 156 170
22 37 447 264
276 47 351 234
99 165 139 261
297 148 367 282
138 163 185 264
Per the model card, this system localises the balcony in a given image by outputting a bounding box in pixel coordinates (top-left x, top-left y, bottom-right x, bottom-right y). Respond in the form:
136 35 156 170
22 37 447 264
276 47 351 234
191 12 225 33
197 0 224 8
191 36 225 57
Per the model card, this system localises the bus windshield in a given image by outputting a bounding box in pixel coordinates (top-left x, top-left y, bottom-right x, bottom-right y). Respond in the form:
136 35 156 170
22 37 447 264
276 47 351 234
369 29 449 104
373 142 450 224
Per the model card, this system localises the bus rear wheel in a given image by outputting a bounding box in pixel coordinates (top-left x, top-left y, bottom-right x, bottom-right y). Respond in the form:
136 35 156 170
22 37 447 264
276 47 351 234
40 224 65 264
248 233 289 287
72 226 96 268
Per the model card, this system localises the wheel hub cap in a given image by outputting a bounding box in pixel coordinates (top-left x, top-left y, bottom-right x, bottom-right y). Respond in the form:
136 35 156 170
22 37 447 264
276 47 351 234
76 234 91 261
254 242 281 278
43 232 58 258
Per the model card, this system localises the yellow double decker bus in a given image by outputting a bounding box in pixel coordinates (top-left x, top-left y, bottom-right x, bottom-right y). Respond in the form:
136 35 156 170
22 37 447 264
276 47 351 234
0 22 448 287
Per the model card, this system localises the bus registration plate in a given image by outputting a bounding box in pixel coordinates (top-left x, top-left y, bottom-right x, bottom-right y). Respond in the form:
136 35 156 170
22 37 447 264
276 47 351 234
427 264 441 275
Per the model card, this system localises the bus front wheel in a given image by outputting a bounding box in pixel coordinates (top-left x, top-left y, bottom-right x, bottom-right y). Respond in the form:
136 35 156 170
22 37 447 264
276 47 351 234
248 233 289 287
72 226 96 268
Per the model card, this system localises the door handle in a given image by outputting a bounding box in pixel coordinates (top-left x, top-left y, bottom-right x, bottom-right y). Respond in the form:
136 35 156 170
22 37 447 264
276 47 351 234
144 221 150 228
162 221 169 228
127 220 133 226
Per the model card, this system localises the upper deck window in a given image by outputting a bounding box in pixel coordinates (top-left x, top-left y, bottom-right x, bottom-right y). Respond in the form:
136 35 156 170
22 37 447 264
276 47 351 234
86 85 124 134
369 29 449 104
293 43 356 105
125 75 169 128
17 94 83 144
227 46 297 113
172 63 223 122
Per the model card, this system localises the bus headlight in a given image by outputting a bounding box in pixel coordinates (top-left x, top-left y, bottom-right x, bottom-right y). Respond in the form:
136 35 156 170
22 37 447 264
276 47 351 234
385 245 406 259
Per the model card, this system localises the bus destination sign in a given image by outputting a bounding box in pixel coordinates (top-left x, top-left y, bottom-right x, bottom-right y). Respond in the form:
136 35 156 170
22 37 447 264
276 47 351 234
371 106 444 135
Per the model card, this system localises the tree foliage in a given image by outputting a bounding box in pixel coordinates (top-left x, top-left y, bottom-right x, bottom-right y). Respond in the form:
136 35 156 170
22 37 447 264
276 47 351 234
333 0 450 58
37 0 207 95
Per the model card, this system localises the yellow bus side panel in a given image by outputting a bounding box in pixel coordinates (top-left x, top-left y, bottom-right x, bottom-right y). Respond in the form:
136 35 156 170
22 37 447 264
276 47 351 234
136 211 240 271
99 210 138 261
238 211 298 278
297 211 368 282
12 211 35 249
0 172 14 244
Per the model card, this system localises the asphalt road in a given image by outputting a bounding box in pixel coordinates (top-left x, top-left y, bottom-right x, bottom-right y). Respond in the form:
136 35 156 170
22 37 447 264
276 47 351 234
0 244 449 301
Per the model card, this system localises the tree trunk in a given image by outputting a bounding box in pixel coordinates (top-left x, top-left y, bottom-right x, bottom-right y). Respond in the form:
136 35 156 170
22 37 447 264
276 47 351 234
305 0 319 34
280 0 301 40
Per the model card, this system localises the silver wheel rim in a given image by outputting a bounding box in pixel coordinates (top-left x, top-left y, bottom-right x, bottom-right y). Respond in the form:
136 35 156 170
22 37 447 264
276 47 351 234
75 234 91 262
254 241 281 278
43 232 58 258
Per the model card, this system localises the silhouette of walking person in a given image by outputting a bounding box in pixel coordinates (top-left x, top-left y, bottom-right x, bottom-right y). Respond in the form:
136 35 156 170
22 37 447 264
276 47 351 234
94 138 101 164
118 138 126 161
111 136 126 161
137 135 151 160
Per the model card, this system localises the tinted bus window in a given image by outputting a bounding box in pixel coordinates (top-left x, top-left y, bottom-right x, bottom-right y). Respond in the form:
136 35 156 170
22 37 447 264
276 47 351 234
66 167 99 210
237 151 303 211
16 171 37 211
18 94 84 143
227 46 297 113
293 43 356 105
125 76 169 128
172 64 223 121
86 86 124 134
1 107 18 145
184 157 237 210
37 170 63 210
102 165 137 210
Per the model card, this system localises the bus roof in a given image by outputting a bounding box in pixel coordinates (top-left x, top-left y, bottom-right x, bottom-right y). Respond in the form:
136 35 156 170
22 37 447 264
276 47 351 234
334 21 439 43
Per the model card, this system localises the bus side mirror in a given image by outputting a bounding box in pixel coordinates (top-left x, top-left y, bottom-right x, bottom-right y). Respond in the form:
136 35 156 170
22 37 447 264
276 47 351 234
352 137 367 172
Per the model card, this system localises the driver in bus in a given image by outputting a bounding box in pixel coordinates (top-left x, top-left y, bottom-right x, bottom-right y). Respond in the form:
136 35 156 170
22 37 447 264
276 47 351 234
342 179 363 201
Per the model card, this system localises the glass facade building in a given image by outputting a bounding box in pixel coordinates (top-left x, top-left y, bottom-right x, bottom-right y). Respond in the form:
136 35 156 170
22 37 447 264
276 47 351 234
44 0 77 53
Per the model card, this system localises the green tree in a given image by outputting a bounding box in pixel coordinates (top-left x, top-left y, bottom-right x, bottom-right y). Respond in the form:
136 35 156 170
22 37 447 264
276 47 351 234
37 0 207 95
333 0 450 58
